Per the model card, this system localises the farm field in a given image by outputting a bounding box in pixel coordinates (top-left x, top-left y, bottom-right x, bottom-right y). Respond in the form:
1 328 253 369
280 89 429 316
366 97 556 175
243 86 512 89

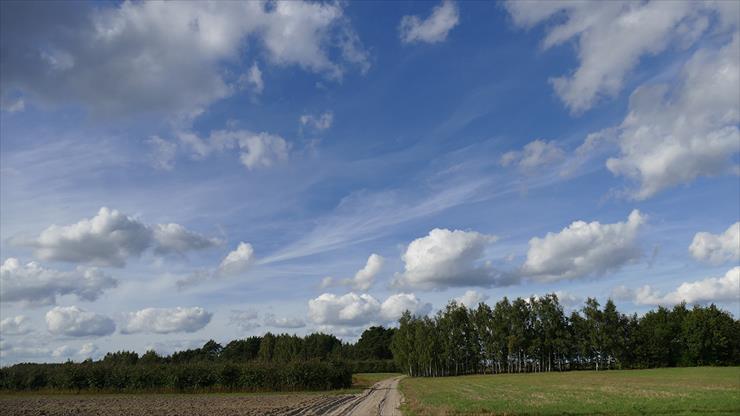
400 367 740 415
0 373 404 416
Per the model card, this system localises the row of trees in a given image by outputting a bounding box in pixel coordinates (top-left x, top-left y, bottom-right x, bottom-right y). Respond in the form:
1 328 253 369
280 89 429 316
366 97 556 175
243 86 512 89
391 295 739 377
0 360 351 392
0 329 397 392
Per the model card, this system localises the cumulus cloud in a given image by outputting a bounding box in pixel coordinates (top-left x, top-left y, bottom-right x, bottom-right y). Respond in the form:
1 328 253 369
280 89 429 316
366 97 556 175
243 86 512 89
605 35 740 199
619 267 740 306
52 342 98 360
690 222 740 264
46 306 115 337
1 258 117 305
454 290 489 308
121 307 212 334
522 210 645 281
178 129 290 170
229 309 261 332
153 223 222 255
218 242 255 276
177 242 255 289
308 293 380 326
380 293 432 321
393 228 507 290
308 292 430 326
323 254 384 291
31 207 151 267
263 313 306 329
0 315 33 336
0 1 368 117
26 207 218 267
400 1 459 44
500 139 565 171
504 1 734 113
300 111 334 131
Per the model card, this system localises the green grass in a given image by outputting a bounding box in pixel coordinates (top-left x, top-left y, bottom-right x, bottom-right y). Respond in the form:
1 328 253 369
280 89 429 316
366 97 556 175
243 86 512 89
400 367 740 415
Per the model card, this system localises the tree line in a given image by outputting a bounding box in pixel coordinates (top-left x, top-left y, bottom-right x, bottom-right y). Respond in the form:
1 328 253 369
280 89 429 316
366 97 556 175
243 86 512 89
391 294 740 377
0 329 397 392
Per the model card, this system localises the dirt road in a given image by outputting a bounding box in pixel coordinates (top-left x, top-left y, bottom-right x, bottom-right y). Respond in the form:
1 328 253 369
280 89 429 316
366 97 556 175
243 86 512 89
344 375 403 416
1 376 405 416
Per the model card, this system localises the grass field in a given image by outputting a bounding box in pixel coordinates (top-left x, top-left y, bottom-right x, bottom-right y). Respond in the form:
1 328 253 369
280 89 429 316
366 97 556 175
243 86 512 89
400 367 740 415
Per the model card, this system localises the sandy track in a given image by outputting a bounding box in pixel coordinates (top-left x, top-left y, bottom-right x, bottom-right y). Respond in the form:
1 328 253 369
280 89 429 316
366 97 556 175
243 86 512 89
0 376 404 416
283 376 403 416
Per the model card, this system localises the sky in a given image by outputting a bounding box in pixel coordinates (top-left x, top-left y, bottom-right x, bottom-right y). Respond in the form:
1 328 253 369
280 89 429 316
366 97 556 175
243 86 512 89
0 0 738 364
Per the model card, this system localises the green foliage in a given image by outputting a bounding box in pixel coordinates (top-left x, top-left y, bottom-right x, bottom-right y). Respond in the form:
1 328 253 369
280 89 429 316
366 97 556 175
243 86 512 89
392 294 739 377
0 360 351 392
0 328 394 393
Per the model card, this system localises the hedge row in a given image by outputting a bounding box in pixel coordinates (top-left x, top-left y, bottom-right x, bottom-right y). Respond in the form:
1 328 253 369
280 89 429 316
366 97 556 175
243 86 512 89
0 360 352 392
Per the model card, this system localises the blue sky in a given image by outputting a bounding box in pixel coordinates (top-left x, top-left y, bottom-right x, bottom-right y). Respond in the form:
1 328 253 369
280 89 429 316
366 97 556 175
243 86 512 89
1 0 738 364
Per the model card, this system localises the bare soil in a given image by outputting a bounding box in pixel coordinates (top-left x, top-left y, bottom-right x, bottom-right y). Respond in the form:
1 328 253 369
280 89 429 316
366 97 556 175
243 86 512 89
0 376 404 416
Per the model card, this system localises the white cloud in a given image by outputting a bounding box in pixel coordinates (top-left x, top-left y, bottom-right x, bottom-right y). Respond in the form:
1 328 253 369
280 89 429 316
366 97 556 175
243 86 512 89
0 315 33 336
553 290 581 309
176 241 255 289
121 307 212 334
350 254 384 291
218 242 255 276
239 133 290 170
46 306 115 337
239 62 264 94
323 253 384 291
27 207 218 267
308 292 430 326
500 139 565 171
1 1 368 117
146 136 177 171
380 293 432 321
690 222 740 264
522 210 645 281
393 228 505 290
32 207 151 267
605 34 740 199
229 309 261 332
400 1 459 44
504 1 732 113
454 290 489 308
308 292 380 326
624 267 740 306
263 313 306 329
1 258 117 305
52 342 98 360
179 129 290 170
153 223 221 255
300 111 334 131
